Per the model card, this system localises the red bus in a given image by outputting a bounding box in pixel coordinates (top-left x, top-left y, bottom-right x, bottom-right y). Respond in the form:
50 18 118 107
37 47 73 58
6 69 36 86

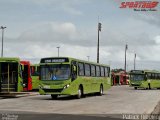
20 61 32 91
111 69 129 85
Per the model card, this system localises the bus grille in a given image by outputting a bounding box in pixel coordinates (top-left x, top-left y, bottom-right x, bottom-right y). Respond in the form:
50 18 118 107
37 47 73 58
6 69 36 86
43 89 63 93
131 84 140 86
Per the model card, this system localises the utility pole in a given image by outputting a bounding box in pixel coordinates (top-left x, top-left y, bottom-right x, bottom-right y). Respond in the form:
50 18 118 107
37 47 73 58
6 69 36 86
0 26 7 57
97 22 102 63
134 53 136 70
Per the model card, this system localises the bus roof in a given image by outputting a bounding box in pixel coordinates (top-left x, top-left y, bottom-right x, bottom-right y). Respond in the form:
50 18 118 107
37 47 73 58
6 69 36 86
0 57 20 62
130 70 160 74
20 61 30 65
40 57 110 67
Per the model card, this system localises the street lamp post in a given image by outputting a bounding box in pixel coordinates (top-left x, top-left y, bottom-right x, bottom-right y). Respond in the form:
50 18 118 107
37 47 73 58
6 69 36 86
0 26 7 57
124 44 128 73
87 56 90 61
134 53 136 70
56 46 60 57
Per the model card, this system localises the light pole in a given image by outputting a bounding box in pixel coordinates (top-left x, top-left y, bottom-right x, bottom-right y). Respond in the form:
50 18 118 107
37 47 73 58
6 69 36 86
87 56 90 61
97 22 102 63
134 53 136 70
56 46 60 57
0 26 7 57
124 44 128 73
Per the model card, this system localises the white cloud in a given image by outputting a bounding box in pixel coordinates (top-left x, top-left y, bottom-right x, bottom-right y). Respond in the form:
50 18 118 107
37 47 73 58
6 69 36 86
17 22 77 43
154 35 160 44
1 0 160 70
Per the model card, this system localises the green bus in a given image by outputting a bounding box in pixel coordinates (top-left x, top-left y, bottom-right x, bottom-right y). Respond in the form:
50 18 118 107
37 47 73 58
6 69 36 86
129 70 160 89
0 57 23 93
39 57 111 99
30 64 40 90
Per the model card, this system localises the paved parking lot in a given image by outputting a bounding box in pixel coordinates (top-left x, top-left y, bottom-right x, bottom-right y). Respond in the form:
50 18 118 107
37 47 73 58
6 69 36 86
0 86 160 119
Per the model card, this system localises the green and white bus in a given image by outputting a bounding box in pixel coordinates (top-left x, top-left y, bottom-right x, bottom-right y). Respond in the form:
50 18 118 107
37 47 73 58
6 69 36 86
129 70 160 89
39 57 111 99
30 64 40 90
0 57 23 94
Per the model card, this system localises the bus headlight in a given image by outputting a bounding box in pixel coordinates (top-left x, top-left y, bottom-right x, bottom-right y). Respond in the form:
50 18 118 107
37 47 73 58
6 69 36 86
64 84 70 89
39 85 42 89
23 84 26 87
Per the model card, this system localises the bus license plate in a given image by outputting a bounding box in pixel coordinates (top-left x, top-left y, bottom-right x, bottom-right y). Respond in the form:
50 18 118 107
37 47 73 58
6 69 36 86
43 85 50 89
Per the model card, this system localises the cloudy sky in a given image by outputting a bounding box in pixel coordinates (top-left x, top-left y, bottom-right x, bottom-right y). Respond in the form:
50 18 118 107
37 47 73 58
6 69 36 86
0 0 160 70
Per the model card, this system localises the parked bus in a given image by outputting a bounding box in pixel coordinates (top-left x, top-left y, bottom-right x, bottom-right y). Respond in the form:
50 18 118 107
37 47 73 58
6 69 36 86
39 57 111 99
20 61 32 91
129 70 160 89
0 57 23 94
30 64 40 90
111 69 129 85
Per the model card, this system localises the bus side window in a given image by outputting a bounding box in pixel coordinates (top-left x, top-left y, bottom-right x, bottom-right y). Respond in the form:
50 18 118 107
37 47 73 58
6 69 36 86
96 66 100 77
78 62 84 76
84 63 91 77
91 65 96 77
104 67 108 77
100 66 104 77
148 73 151 79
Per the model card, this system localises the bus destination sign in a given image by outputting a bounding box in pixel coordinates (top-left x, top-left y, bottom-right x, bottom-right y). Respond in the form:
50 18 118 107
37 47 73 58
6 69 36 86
41 58 69 63
130 70 144 74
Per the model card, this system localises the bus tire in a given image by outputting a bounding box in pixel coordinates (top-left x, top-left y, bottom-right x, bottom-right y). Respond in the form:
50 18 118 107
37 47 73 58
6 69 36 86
98 85 103 96
77 86 83 99
134 87 137 90
51 94 58 99
148 83 151 90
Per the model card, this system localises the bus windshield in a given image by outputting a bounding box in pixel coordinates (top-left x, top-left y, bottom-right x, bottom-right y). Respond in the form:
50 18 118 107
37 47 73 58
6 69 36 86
130 74 145 81
31 66 39 76
40 64 70 80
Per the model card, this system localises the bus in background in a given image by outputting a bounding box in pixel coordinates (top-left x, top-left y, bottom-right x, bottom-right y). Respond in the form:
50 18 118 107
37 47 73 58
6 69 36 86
0 58 23 94
30 64 40 90
129 70 160 89
39 57 111 99
111 69 129 85
20 61 32 91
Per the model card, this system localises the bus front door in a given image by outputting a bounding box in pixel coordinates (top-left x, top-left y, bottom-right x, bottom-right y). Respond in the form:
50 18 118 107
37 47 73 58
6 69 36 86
0 62 18 93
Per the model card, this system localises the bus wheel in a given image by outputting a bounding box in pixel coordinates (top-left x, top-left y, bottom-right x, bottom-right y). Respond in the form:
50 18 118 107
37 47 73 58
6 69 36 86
134 87 137 90
77 86 83 99
51 94 58 99
99 85 103 96
148 84 151 90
